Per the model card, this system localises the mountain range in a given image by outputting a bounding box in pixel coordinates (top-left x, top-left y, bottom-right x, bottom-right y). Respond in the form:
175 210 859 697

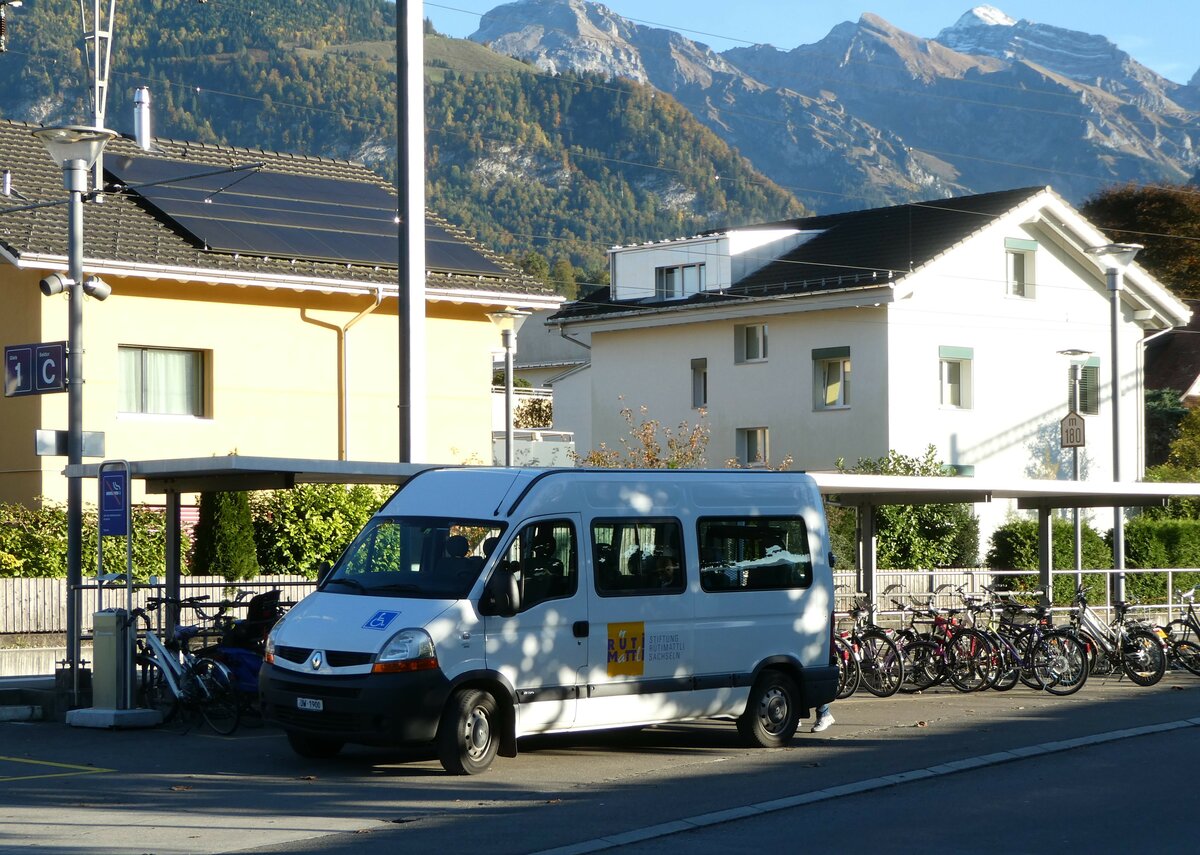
471 1 1200 212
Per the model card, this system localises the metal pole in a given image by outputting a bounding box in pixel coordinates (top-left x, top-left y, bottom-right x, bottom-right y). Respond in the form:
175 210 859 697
503 328 514 466
65 158 86 702
1108 265 1125 602
1071 363 1083 588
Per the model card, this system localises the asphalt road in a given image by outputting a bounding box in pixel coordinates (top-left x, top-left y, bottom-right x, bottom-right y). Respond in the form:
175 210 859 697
1 670 1197 854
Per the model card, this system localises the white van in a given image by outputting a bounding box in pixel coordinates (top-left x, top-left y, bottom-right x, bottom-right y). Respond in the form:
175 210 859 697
260 467 837 774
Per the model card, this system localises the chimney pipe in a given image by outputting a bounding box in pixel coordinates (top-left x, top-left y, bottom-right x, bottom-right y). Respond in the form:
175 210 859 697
134 87 152 150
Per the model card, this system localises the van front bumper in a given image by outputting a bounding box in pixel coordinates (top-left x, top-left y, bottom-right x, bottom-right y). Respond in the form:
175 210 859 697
260 662 451 746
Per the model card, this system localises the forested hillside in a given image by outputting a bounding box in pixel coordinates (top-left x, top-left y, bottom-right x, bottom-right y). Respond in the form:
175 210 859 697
0 0 804 294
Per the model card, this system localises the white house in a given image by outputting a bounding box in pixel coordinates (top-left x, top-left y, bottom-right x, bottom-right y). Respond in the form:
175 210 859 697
547 186 1191 540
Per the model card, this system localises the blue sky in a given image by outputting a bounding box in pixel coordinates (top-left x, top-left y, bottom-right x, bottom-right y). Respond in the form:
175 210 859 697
420 1 1198 84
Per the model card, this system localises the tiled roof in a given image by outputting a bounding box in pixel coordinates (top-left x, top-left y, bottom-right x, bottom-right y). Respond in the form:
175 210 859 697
0 119 554 299
553 186 1047 321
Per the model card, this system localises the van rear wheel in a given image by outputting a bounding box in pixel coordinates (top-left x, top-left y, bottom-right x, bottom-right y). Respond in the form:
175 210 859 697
438 688 499 775
737 670 800 748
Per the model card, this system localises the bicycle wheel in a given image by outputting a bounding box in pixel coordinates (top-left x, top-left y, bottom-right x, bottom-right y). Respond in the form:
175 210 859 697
1172 639 1200 676
136 657 179 723
834 636 860 700
192 658 241 735
945 628 995 692
989 639 1020 691
1121 627 1167 686
858 630 903 698
1164 619 1199 645
1040 632 1089 696
899 640 942 693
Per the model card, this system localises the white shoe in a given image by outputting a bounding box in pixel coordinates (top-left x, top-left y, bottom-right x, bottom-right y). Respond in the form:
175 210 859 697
811 711 835 733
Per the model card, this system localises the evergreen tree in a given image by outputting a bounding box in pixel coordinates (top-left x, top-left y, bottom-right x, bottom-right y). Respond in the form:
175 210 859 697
192 491 260 582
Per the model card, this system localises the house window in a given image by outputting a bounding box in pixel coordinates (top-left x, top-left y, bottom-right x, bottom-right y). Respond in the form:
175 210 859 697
813 346 850 409
118 346 205 416
1069 358 1100 416
1005 237 1037 298
691 358 708 408
655 263 705 299
735 324 767 363
737 427 768 467
939 346 973 409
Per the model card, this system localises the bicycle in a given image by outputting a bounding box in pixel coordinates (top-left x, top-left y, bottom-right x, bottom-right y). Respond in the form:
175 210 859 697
973 586 1088 695
133 596 241 735
1068 584 1166 686
1162 586 1200 676
892 590 996 693
841 597 905 698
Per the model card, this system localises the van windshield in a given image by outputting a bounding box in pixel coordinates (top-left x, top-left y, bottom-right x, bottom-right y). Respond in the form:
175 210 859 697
322 517 506 599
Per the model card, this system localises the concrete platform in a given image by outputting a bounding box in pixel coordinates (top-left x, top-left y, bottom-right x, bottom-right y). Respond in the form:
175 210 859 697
65 706 162 729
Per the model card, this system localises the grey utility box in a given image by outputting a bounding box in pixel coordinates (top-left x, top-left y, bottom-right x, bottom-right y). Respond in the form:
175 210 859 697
91 609 133 709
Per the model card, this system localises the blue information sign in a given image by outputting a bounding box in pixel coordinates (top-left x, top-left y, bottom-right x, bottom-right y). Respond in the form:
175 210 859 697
3 341 66 397
100 469 129 537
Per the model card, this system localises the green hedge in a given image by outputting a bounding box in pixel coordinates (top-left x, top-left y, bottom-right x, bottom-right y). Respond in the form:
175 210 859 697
987 515 1200 604
1 483 389 580
0 501 189 582
985 517 1111 604
1123 517 1200 602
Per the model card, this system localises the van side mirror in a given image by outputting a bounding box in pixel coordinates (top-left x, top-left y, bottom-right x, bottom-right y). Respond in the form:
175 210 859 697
480 564 520 617
316 560 333 586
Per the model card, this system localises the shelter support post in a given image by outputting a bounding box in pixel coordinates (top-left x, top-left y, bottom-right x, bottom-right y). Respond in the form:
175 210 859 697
857 503 878 620
1038 506 1053 608
164 491 182 640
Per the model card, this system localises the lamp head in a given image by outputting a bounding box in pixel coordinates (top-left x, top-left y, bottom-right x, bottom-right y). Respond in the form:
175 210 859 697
31 125 116 170
82 276 110 301
39 271 72 296
1085 243 1143 270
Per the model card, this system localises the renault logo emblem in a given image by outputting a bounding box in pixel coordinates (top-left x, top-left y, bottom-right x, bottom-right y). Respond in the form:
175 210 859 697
309 651 323 671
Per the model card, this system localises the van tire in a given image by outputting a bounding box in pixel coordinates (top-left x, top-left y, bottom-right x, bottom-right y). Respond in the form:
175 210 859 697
438 688 499 775
737 670 800 748
286 731 344 758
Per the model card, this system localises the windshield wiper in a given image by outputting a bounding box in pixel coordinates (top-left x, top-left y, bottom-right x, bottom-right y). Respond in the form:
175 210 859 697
325 577 366 593
369 583 424 594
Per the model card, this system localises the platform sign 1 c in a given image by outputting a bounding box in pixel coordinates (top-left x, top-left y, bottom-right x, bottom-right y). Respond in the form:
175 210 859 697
100 468 129 537
4 341 67 397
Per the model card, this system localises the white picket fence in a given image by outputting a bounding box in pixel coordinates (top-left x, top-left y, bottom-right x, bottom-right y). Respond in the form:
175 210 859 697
0 575 316 635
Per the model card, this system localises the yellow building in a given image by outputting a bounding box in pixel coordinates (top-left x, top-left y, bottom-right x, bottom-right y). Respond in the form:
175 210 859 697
0 119 561 507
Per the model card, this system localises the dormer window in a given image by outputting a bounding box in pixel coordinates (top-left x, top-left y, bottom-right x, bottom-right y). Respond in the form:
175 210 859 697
655 263 705 299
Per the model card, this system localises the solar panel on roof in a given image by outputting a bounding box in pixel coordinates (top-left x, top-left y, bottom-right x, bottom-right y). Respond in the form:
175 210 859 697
105 155 510 276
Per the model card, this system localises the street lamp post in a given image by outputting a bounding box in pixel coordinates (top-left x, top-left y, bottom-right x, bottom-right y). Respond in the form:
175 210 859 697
487 308 529 466
33 125 116 700
1085 242 1142 603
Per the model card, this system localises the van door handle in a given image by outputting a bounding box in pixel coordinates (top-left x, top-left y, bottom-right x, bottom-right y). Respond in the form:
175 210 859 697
573 621 589 638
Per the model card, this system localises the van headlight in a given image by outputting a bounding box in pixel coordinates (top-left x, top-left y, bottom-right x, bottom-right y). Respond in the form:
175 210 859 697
264 618 285 664
373 628 438 674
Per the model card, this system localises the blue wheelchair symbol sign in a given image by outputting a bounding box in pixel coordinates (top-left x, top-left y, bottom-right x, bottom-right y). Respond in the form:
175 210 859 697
363 610 400 631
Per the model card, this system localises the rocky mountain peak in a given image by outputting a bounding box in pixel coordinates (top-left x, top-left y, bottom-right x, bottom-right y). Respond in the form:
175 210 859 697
947 5 1017 30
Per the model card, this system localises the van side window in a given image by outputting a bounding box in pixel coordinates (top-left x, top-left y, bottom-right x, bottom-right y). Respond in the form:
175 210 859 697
504 520 577 611
697 517 812 592
592 519 685 596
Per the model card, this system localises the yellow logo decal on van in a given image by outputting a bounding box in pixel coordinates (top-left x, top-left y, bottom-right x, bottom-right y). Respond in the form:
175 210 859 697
607 622 645 676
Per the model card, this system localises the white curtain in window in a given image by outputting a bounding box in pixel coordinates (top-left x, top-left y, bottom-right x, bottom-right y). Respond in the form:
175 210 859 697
117 347 142 413
145 349 198 415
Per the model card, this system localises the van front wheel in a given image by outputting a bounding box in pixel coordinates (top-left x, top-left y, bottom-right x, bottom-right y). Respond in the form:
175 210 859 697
737 670 800 748
438 688 499 775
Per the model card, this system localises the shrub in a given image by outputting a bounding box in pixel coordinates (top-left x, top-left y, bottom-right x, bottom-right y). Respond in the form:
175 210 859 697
986 516 1113 604
1123 516 1200 602
249 484 390 577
